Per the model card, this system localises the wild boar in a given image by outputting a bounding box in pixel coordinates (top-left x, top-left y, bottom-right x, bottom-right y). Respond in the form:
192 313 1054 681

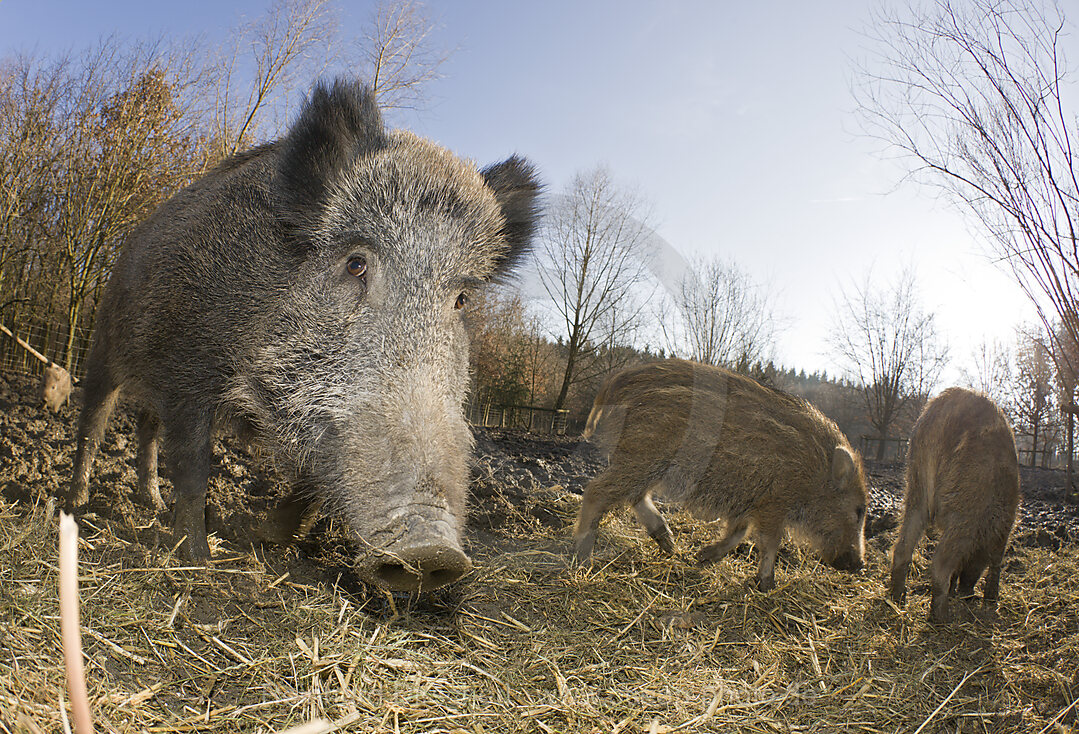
573 359 867 590
42 363 72 412
69 79 541 592
888 387 1020 622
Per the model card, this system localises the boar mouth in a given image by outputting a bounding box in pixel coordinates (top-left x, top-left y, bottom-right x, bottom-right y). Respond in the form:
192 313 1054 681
827 551 864 572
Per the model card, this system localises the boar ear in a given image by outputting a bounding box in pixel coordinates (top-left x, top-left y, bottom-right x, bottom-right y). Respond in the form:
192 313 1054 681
832 445 855 487
277 79 388 216
481 155 543 278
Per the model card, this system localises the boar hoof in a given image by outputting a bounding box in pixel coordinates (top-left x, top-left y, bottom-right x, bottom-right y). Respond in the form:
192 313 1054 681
69 478 90 509
649 527 675 555
696 544 726 566
754 574 775 592
138 485 166 514
172 500 211 563
572 534 597 563
929 597 951 624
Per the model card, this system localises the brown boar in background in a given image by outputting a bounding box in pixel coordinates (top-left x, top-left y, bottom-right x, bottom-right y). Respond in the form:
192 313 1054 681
889 387 1020 622
41 363 72 413
573 359 868 591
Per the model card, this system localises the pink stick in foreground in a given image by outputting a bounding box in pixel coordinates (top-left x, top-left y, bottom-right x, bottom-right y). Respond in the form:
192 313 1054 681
59 511 94 734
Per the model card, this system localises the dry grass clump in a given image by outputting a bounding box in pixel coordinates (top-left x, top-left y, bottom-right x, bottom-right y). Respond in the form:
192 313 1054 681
2 488 1078 733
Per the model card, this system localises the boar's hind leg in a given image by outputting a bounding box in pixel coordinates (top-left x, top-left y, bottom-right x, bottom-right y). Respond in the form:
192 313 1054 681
632 489 674 554
136 410 165 512
70 356 120 508
752 524 783 592
929 537 969 623
573 471 630 561
163 411 213 562
697 519 749 566
981 541 1009 608
956 550 989 599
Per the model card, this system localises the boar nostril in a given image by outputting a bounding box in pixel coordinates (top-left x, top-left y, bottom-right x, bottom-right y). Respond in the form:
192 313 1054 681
366 544 471 591
375 562 416 589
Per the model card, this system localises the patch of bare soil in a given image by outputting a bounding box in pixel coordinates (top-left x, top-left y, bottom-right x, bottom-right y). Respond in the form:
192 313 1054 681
3 369 1079 733
864 459 1079 551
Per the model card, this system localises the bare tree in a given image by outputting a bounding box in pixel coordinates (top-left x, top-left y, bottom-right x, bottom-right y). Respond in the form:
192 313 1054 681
0 40 221 371
959 337 1013 406
0 54 67 308
357 0 452 111
659 255 776 367
1050 325 1078 496
857 0 1079 375
830 267 949 460
51 44 214 370
1012 329 1057 467
539 166 654 410
212 0 337 155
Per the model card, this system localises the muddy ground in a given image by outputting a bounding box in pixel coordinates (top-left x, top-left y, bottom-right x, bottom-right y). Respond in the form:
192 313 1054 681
4 370 1079 732
2 368 1077 580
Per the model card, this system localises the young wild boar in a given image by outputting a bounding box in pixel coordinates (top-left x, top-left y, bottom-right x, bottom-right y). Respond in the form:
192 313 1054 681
69 79 541 592
42 363 73 412
888 387 1020 622
573 359 867 590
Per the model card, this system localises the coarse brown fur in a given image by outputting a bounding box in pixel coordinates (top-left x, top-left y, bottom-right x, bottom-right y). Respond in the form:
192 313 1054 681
69 79 542 592
889 387 1020 622
574 359 868 591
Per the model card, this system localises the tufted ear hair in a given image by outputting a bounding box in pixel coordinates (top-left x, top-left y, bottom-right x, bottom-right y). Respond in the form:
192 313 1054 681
832 445 856 488
276 78 388 216
481 155 543 279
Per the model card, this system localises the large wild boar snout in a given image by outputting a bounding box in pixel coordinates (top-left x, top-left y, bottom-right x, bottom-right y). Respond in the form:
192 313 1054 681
828 549 865 572
356 495 472 591
360 535 472 591
350 363 473 591
827 530 866 572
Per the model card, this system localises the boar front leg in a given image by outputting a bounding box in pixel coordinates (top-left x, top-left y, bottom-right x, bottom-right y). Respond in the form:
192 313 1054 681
752 524 782 592
573 470 629 561
981 538 1009 609
697 519 749 565
956 553 989 599
929 547 962 623
888 506 929 606
265 478 325 544
164 409 213 562
982 558 1003 609
70 355 120 508
632 487 674 554
136 410 165 512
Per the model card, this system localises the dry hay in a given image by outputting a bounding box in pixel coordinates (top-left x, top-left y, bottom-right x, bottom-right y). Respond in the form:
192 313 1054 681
1 484 1078 734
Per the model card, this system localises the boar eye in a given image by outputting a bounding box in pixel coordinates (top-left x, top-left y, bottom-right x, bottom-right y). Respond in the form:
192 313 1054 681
346 256 367 280
856 506 866 521
454 292 468 310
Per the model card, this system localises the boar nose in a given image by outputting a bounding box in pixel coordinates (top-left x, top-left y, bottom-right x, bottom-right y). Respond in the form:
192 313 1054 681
362 542 472 592
829 551 864 572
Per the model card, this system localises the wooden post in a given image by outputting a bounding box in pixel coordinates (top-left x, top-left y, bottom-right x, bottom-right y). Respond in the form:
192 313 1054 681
0 322 51 366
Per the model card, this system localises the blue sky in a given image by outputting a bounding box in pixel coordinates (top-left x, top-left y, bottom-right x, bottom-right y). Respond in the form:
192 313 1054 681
0 0 1040 381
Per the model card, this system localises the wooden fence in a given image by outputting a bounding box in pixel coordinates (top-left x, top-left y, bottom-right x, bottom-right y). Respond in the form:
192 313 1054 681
0 319 92 379
466 402 569 435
